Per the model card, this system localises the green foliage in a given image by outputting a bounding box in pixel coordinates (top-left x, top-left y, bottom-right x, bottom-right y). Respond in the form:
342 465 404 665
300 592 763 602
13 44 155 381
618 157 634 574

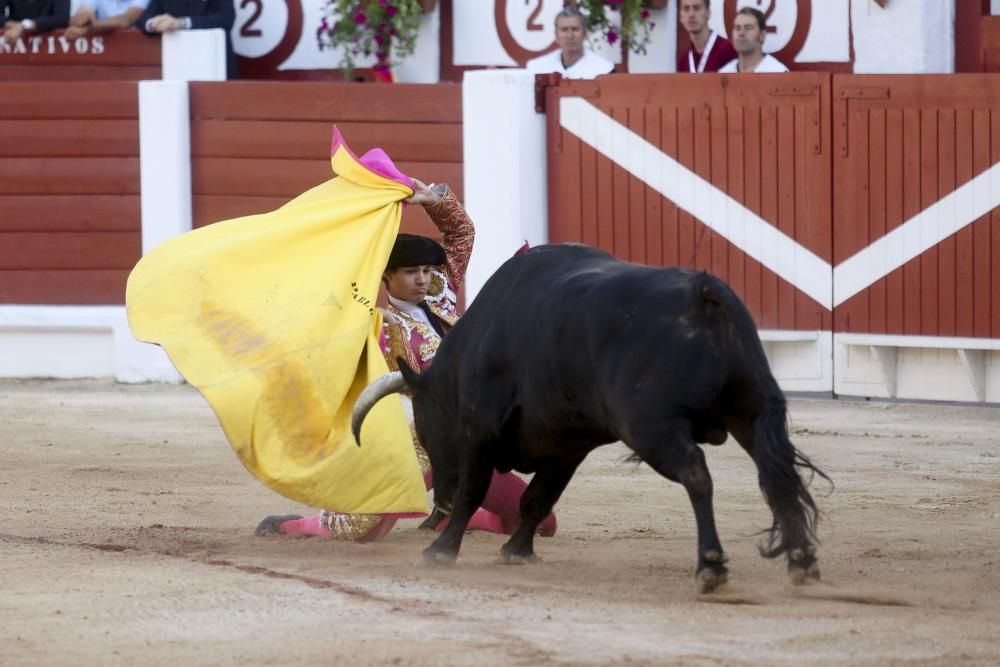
318 0 424 78
577 0 656 54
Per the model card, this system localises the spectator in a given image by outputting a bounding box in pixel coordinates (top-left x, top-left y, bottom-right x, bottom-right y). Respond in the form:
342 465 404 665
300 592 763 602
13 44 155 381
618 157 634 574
526 6 614 80
65 0 149 40
2 0 69 44
719 6 788 73
677 0 736 73
135 0 236 79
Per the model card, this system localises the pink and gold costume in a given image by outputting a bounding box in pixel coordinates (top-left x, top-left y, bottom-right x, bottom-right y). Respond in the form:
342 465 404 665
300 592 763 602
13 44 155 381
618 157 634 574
280 186 555 542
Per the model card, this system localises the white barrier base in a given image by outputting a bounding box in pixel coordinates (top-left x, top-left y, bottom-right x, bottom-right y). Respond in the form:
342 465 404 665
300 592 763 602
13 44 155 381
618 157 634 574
835 334 1000 403
760 330 833 393
5 310 997 405
0 306 181 383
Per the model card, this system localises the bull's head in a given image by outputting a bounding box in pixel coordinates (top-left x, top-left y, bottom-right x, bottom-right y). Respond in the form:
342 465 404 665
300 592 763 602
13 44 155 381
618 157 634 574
351 358 460 518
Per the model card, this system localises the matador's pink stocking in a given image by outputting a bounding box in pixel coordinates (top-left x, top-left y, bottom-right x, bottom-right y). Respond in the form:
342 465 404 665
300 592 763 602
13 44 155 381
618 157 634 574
480 471 557 536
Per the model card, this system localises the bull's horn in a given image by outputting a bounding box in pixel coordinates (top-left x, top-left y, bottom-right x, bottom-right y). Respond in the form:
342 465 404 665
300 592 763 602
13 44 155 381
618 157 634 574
352 371 407 445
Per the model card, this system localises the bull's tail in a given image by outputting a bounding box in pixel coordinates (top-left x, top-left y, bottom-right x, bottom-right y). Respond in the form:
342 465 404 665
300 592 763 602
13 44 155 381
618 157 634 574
754 395 829 558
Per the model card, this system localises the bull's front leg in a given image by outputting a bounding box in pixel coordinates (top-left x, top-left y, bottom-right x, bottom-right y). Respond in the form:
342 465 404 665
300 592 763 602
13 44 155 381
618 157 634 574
422 448 494 565
500 457 582 564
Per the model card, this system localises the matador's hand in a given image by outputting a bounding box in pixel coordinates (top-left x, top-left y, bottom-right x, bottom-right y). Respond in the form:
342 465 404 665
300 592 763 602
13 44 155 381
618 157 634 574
405 179 443 207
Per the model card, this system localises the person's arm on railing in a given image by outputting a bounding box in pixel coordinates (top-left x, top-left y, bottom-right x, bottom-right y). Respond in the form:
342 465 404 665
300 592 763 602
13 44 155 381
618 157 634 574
141 0 234 33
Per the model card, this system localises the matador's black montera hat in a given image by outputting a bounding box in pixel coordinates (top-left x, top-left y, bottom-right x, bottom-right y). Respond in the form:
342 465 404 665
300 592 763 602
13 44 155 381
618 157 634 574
385 234 446 270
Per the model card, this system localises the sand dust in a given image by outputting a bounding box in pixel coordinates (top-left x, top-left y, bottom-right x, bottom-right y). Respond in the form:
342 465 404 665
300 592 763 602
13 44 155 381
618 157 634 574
1 380 998 666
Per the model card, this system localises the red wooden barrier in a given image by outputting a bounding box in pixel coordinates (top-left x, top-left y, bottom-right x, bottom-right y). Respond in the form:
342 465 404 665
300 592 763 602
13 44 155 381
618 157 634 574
0 82 141 304
189 82 464 241
0 29 160 80
546 72 1000 341
832 74 1000 339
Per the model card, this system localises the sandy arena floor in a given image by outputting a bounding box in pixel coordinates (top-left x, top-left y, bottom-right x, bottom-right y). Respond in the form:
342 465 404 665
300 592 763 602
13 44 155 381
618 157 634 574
1 379 998 666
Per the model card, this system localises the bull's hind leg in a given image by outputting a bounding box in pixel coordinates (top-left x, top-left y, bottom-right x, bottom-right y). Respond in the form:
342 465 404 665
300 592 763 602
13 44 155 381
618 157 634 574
422 445 494 566
629 420 728 594
726 416 821 585
499 457 584 564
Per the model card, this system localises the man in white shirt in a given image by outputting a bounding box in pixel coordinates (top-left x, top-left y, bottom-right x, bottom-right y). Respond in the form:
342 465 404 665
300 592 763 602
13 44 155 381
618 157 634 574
719 6 789 74
525 6 614 80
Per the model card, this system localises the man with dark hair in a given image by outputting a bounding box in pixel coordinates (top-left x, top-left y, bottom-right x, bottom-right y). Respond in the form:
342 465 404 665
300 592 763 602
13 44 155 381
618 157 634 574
526 6 614 80
677 0 736 73
719 6 788 73
1 0 68 44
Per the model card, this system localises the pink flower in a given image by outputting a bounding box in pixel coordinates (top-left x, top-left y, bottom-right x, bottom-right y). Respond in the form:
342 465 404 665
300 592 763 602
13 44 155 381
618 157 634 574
385 5 397 17
606 29 618 45
354 11 366 24
641 10 649 19
374 33 384 44
389 27 397 36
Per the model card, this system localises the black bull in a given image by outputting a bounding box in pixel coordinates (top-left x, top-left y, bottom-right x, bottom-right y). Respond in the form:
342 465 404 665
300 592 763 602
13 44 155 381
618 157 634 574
354 244 827 593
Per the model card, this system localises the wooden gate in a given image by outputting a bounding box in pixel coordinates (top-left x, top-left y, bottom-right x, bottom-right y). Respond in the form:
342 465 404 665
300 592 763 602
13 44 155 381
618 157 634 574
546 73 833 332
832 75 1000 339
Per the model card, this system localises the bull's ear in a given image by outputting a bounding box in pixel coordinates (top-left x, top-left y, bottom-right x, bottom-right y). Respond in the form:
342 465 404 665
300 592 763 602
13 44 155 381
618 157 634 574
396 356 423 391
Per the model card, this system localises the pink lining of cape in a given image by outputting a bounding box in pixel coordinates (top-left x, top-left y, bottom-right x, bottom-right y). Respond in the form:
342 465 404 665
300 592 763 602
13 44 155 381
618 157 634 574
330 125 414 190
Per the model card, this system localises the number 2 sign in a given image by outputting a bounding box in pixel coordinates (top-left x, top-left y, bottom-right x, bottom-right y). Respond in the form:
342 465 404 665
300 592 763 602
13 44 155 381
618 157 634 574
494 0 561 64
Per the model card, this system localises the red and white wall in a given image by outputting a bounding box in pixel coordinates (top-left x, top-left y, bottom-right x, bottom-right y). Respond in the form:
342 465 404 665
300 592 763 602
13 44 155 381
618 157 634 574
3 3 1000 404
226 0 960 81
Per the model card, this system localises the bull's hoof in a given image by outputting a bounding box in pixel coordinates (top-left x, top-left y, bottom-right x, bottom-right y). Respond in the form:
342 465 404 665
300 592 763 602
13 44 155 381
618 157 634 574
421 547 458 567
255 514 303 536
499 540 539 565
788 560 821 585
499 550 539 565
696 550 730 594
696 567 729 594
417 507 448 531
788 546 821 585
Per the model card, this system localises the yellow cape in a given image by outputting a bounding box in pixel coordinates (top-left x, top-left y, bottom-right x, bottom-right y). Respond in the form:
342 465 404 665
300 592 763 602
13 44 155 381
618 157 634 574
126 129 427 516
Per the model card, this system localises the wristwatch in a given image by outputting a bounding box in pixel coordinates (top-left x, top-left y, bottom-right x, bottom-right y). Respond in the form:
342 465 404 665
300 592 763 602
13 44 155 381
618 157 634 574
21 18 36 31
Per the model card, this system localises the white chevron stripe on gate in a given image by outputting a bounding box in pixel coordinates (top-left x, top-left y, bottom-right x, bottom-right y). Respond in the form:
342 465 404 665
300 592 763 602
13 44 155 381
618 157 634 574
560 97 1000 311
559 97 833 310
832 161 1000 306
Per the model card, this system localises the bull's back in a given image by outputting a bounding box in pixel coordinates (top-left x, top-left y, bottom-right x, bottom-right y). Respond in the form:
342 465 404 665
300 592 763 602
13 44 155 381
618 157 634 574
436 244 777 440
444 247 723 399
